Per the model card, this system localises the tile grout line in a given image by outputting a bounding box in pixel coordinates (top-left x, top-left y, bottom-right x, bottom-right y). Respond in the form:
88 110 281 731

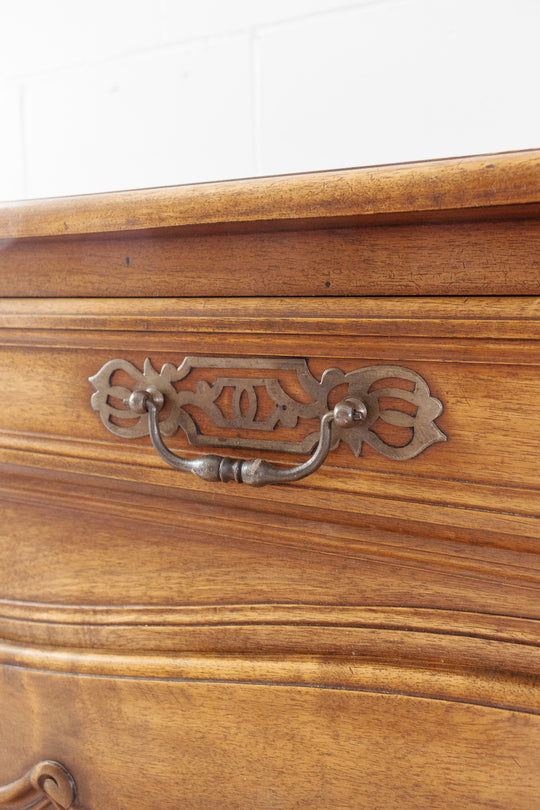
17 82 29 199
2 1 404 84
251 27 262 176
254 0 411 35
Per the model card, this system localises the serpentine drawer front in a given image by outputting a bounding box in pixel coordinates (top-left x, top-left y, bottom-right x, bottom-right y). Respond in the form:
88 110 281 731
0 152 539 809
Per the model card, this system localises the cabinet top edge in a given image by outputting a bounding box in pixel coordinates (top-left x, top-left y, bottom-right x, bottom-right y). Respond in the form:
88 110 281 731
1 149 540 240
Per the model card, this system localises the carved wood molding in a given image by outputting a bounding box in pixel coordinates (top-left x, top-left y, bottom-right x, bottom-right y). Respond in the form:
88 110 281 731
0 761 86 810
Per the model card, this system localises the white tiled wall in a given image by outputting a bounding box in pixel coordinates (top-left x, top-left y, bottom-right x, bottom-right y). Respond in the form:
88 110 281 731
0 86 25 200
0 0 538 201
23 36 254 197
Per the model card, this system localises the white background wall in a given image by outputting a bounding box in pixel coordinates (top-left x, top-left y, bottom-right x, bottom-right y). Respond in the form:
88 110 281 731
0 0 538 201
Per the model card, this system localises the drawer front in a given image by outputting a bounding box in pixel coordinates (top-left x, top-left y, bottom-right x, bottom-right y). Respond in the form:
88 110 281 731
1 295 538 635
1 660 540 810
0 296 538 530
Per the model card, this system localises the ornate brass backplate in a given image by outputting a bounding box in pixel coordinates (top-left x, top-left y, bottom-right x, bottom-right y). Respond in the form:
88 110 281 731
90 356 446 462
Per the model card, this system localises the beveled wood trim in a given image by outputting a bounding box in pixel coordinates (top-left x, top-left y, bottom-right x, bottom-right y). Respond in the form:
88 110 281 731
0 329 536 365
0 297 538 340
0 640 538 714
1 150 539 239
1 599 537 644
1 457 539 568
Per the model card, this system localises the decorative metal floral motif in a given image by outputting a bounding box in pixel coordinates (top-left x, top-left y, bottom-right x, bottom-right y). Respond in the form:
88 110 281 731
89 356 446 460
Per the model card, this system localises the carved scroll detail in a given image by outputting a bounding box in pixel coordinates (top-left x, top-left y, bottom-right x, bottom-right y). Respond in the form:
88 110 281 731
0 760 86 810
90 356 446 461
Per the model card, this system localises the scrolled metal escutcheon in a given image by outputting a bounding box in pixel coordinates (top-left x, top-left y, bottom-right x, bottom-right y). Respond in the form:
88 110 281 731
89 356 446 487
0 760 86 810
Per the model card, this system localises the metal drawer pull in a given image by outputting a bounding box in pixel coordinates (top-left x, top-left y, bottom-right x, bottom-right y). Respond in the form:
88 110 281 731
90 356 446 487
133 387 366 486
90 357 446 487
0 760 86 810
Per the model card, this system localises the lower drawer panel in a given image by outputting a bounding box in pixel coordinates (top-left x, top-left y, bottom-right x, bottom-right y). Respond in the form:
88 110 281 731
1 658 539 810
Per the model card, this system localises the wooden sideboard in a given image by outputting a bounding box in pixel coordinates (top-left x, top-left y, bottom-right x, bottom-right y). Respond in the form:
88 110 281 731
0 151 539 809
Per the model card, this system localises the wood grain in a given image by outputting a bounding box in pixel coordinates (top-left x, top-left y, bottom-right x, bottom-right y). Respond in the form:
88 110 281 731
1 149 539 239
1 150 540 297
0 296 538 339
0 469 538 633
1 151 539 808
1 665 539 809
1 218 539 297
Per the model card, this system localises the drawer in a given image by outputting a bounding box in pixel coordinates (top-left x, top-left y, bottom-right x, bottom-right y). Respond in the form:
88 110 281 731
0 296 538 531
1 662 540 810
0 295 538 653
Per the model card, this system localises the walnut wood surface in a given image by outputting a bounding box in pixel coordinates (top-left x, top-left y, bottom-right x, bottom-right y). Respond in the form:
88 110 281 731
0 468 538 670
0 151 539 297
1 216 539 297
0 152 539 809
1 149 539 238
1 461 538 807
1 664 538 810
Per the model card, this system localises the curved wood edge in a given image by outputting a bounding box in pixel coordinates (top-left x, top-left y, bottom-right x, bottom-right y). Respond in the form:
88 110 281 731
0 599 540 651
0 639 538 715
0 149 539 239
0 603 539 684
0 760 85 809
1 600 537 641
